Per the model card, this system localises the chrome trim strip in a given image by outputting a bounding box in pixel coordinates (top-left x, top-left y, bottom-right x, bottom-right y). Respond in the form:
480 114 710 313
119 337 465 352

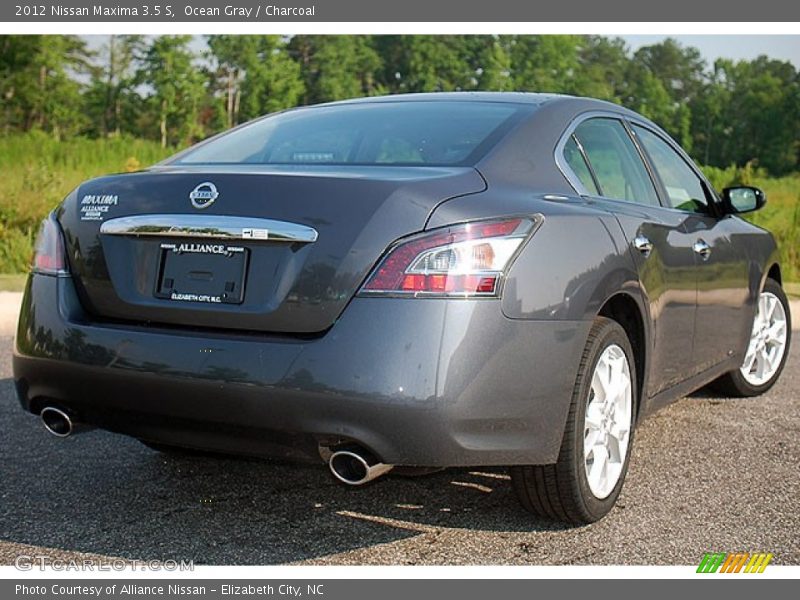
554 110 629 198
100 214 318 243
554 109 721 215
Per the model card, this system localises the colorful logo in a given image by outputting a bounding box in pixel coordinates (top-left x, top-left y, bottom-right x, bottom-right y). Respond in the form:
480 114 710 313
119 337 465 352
697 552 773 573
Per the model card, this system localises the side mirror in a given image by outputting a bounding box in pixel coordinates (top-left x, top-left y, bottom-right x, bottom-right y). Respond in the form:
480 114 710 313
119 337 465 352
721 186 766 214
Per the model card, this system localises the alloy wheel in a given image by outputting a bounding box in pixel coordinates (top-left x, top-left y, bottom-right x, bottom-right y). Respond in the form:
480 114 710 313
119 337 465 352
740 291 788 386
584 344 633 499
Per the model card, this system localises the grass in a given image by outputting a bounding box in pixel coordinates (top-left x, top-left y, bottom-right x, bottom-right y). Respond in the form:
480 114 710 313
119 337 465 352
743 178 800 283
703 164 800 283
0 132 798 282
0 274 26 292
0 132 174 273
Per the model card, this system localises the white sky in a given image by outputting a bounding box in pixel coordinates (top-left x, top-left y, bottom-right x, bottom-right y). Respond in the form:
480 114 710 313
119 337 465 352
621 35 799 67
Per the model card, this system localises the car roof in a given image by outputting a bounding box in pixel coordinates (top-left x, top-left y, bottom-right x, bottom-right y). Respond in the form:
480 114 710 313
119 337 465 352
319 91 567 106
306 91 643 119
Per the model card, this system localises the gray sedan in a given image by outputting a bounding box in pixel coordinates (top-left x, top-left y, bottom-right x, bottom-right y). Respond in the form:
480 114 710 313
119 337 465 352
13 92 791 524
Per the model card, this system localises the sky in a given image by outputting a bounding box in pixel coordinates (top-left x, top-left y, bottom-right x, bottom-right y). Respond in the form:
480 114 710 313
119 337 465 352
82 34 800 69
621 35 799 68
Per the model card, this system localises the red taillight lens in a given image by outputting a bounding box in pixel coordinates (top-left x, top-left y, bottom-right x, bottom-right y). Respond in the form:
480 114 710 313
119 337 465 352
360 217 536 297
31 217 67 275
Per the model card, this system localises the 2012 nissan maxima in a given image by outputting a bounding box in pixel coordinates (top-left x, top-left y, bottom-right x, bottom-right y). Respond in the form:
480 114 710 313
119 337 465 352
13 93 791 524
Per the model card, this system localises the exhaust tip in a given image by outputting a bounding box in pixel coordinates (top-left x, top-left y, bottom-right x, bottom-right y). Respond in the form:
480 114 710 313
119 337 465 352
330 451 371 485
328 448 393 486
40 407 73 438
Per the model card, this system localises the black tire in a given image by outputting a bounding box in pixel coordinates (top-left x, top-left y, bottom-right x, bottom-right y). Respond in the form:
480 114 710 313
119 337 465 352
510 317 637 525
708 278 791 398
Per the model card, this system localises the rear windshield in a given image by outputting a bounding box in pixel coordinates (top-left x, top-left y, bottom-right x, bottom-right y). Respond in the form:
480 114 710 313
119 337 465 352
173 101 528 167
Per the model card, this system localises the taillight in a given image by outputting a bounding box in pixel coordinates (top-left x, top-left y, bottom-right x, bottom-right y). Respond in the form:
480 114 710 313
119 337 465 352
31 216 68 275
359 217 537 297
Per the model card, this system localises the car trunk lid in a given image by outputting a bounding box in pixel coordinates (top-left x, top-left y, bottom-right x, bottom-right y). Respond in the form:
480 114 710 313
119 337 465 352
57 165 485 334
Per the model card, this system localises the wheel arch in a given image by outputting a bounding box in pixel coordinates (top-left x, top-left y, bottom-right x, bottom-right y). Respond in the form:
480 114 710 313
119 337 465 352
767 262 782 286
596 291 649 419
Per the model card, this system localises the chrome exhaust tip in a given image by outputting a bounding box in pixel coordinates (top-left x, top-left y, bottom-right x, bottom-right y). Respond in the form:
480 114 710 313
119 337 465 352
40 407 92 438
328 447 393 486
40 407 73 438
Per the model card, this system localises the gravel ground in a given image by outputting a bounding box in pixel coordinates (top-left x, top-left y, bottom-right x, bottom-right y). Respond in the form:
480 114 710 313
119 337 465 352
0 335 798 566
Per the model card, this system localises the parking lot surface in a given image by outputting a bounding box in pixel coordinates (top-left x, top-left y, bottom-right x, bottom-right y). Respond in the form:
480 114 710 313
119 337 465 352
0 335 798 566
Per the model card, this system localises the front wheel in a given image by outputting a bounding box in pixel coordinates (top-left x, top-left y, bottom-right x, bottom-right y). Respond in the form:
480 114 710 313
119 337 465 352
710 278 791 397
510 317 637 524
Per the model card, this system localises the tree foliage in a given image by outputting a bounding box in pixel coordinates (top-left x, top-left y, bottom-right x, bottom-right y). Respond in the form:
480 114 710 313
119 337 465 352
139 35 206 147
289 35 381 102
209 35 304 127
83 35 146 139
1 34 798 174
0 35 92 139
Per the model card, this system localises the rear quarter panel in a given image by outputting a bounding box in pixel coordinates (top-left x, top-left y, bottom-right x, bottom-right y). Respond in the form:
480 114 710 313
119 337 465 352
427 189 646 323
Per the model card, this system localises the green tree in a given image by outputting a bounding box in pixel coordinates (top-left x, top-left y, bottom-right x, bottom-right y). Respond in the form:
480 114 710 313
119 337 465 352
690 60 732 166
476 36 514 91
208 35 303 127
139 36 205 147
574 36 630 101
0 35 40 132
84 35 145 137
208 35 254 128
625 61 691 150
1 33 798 178
237 36 304 120
710 57 799 174
510 35 583 93
634 39 707 103
0 35 91 139
379 36 478 93
630 39 707 150
289 35 381 103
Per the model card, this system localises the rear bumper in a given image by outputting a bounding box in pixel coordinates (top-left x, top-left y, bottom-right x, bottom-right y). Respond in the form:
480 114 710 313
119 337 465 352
13 274 590 467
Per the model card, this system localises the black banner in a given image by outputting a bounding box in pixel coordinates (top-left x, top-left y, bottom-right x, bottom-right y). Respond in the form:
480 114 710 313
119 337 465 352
4 0 800 22
5 579 798 599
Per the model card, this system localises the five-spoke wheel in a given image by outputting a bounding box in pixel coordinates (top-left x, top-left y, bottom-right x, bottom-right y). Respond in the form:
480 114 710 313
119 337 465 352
511 317 637 524
584 344 632 499
711 278 791 397
740 291 789 386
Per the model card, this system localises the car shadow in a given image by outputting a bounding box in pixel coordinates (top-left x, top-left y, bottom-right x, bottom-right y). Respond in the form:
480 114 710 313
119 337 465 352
0 378 569 566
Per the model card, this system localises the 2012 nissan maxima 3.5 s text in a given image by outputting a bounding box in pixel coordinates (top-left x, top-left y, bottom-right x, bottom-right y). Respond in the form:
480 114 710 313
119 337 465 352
13 93 792 524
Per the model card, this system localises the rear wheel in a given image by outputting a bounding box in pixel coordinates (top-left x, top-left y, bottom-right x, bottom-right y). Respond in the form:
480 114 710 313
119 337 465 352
511 317 637 524
709 278 791 397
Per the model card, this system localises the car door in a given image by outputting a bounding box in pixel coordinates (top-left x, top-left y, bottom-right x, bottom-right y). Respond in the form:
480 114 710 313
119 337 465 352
630 124 752 371
561 116 699 396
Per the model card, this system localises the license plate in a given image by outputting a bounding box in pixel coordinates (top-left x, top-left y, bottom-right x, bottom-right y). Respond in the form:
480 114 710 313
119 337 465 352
155 242 248 305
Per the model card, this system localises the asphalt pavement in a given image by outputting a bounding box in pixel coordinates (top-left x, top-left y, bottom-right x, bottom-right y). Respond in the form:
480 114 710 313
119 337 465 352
0 335 798 566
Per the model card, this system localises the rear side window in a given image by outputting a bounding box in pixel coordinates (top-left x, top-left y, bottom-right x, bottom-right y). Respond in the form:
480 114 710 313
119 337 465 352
174 102 527 167
632 125 710 214
563 136 599 195
571 118 659 207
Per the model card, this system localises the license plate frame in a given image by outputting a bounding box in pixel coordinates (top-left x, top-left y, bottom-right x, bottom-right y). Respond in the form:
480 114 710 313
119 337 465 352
155 242 248 305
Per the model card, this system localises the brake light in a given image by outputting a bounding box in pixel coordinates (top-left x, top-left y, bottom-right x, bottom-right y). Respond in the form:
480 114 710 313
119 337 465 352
360 217 536 297
32 216 67 275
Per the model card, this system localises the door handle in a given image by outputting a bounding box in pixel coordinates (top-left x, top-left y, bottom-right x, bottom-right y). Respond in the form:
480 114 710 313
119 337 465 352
633 235 653 258
693 239 711 260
